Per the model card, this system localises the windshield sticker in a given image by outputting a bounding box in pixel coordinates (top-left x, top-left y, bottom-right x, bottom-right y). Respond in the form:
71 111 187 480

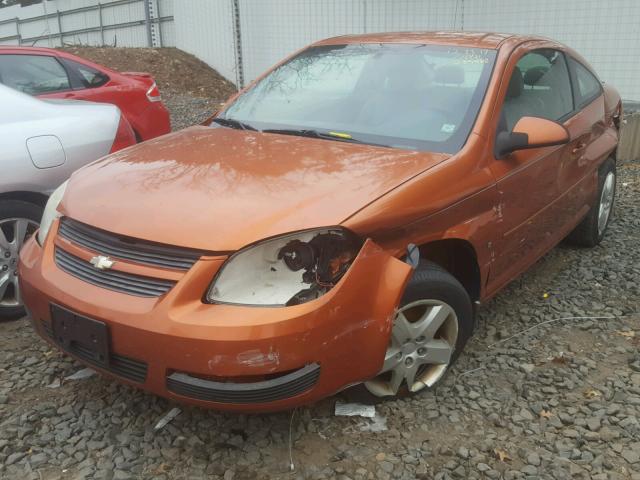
441 124 456 133
449 48 492 65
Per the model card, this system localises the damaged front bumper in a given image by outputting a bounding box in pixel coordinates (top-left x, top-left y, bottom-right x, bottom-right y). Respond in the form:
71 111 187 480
19 230 411 412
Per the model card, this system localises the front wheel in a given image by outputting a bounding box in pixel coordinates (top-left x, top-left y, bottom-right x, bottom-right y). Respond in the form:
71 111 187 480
0 201 42 320
363 261 473 398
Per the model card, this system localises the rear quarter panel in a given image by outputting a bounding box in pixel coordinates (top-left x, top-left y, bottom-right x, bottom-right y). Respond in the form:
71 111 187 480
2 101 119 195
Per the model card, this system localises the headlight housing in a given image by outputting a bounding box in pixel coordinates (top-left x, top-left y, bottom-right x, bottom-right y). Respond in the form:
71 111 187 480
37 181 67 246
206 228 362 306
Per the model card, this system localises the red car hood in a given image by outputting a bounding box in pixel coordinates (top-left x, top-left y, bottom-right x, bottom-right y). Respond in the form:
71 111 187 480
61 126 448 251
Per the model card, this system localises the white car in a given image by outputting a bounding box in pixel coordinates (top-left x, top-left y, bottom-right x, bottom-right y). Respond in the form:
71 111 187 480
0 83 136 318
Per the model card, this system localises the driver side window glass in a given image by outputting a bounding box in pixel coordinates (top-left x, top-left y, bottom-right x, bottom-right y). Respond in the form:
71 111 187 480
0 54 71 94
501 49 573 131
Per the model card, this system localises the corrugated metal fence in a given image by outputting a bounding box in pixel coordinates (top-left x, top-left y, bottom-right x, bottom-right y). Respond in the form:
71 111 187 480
171 0 640 103
619 113 640 163
0 0 174 48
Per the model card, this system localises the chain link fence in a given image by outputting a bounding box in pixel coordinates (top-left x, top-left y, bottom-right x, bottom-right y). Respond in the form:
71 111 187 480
0 0 174 48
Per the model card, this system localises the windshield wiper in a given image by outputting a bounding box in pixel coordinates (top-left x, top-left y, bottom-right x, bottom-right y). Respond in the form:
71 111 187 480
211 117 258 131
263 128 387 147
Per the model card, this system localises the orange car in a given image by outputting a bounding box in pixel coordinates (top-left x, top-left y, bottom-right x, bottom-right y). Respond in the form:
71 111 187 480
18 32 620 412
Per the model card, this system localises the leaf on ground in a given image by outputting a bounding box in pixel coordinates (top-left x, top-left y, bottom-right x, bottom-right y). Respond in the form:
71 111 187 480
551 353 568 365
616 330 636 338
584 388 602 399
153 463 170 474
539 409 554 419
494 448 511 462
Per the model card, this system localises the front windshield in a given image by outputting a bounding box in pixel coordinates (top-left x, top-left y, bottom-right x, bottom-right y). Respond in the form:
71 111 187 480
221 43 497 153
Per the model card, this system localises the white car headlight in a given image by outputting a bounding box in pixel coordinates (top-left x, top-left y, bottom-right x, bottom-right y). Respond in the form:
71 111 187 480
37 181 67 246
207 228 362 306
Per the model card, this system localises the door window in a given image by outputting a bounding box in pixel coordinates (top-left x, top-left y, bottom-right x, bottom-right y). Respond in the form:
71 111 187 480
0 54 71 94
501 49 573 131
62 58 110 88
569 58 602 107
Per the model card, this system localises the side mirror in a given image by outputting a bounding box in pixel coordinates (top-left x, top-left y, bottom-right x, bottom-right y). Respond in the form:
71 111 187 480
495 116 569 159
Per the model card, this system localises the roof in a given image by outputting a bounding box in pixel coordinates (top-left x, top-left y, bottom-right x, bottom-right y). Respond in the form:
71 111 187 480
0 46 58 54
316 31 541 49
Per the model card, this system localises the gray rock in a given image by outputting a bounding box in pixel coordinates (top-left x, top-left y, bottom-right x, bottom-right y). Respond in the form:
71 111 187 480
113 470 133 480
622 449 640 464
527 452 541 466
6 452 26 465
28 453 47 468
586 417 601 431
457 447 469 459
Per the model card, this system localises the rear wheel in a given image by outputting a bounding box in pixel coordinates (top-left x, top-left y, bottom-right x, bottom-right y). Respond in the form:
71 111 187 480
0 201 42 320
361 261 473 399
567 158 616 247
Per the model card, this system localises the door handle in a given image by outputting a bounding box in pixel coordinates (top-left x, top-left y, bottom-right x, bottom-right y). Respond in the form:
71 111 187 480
572 142 587 154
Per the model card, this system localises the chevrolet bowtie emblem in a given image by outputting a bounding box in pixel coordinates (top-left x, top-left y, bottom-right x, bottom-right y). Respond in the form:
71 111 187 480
90 255 115 270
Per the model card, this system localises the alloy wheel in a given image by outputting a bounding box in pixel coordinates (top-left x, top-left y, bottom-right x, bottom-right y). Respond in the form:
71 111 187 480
597 171 615 235
365 299 459 397
0 218 39 308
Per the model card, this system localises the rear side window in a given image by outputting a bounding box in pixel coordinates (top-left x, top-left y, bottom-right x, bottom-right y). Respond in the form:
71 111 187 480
501 49 573 131
62 58 110 88
0 54 71 94
569 58 602 107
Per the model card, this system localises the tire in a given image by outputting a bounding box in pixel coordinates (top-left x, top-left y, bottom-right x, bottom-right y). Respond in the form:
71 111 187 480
346 261 474 403
0 200 43 320
566 158 616 247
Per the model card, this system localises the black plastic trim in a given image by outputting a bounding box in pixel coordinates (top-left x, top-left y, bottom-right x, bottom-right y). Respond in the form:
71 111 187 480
58 217 214 270
167 363 321 404
40 318 148 383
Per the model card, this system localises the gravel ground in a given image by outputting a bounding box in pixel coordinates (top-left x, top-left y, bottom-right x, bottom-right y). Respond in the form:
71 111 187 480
163 92 221 131
0 95 639 480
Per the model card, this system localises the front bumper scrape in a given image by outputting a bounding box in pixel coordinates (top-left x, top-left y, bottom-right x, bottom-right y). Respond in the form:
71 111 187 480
19 236 412 411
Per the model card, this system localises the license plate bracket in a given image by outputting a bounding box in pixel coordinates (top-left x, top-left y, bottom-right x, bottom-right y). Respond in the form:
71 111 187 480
51 304 110 368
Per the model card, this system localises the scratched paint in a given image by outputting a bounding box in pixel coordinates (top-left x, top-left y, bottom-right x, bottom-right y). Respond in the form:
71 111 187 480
237 348 280 368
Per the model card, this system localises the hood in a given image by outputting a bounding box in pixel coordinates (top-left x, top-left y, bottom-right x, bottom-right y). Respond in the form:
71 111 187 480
61 126 448 251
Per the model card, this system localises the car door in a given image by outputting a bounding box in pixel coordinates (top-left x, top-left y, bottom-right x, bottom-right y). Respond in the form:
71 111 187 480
0 53 73 96
486 45 576 294
556 57 608 226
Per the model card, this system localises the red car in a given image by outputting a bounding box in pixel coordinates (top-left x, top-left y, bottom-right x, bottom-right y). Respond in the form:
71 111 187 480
0 46 171 142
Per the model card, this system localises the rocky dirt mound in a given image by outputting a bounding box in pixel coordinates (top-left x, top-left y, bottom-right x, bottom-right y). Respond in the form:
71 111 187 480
60 46 237 101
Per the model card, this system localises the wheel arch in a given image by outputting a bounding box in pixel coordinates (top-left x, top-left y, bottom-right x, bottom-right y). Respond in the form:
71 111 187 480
0 191 48 208
416 238 481 302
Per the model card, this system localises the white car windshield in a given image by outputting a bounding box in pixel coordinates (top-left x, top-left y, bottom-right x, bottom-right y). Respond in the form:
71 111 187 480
221 43 497 153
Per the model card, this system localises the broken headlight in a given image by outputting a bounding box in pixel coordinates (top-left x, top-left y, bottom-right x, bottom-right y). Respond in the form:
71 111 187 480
206 228 362 306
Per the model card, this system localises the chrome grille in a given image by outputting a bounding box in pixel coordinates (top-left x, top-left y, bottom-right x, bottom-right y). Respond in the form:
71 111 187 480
58 217 208 270
55 248 176 298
